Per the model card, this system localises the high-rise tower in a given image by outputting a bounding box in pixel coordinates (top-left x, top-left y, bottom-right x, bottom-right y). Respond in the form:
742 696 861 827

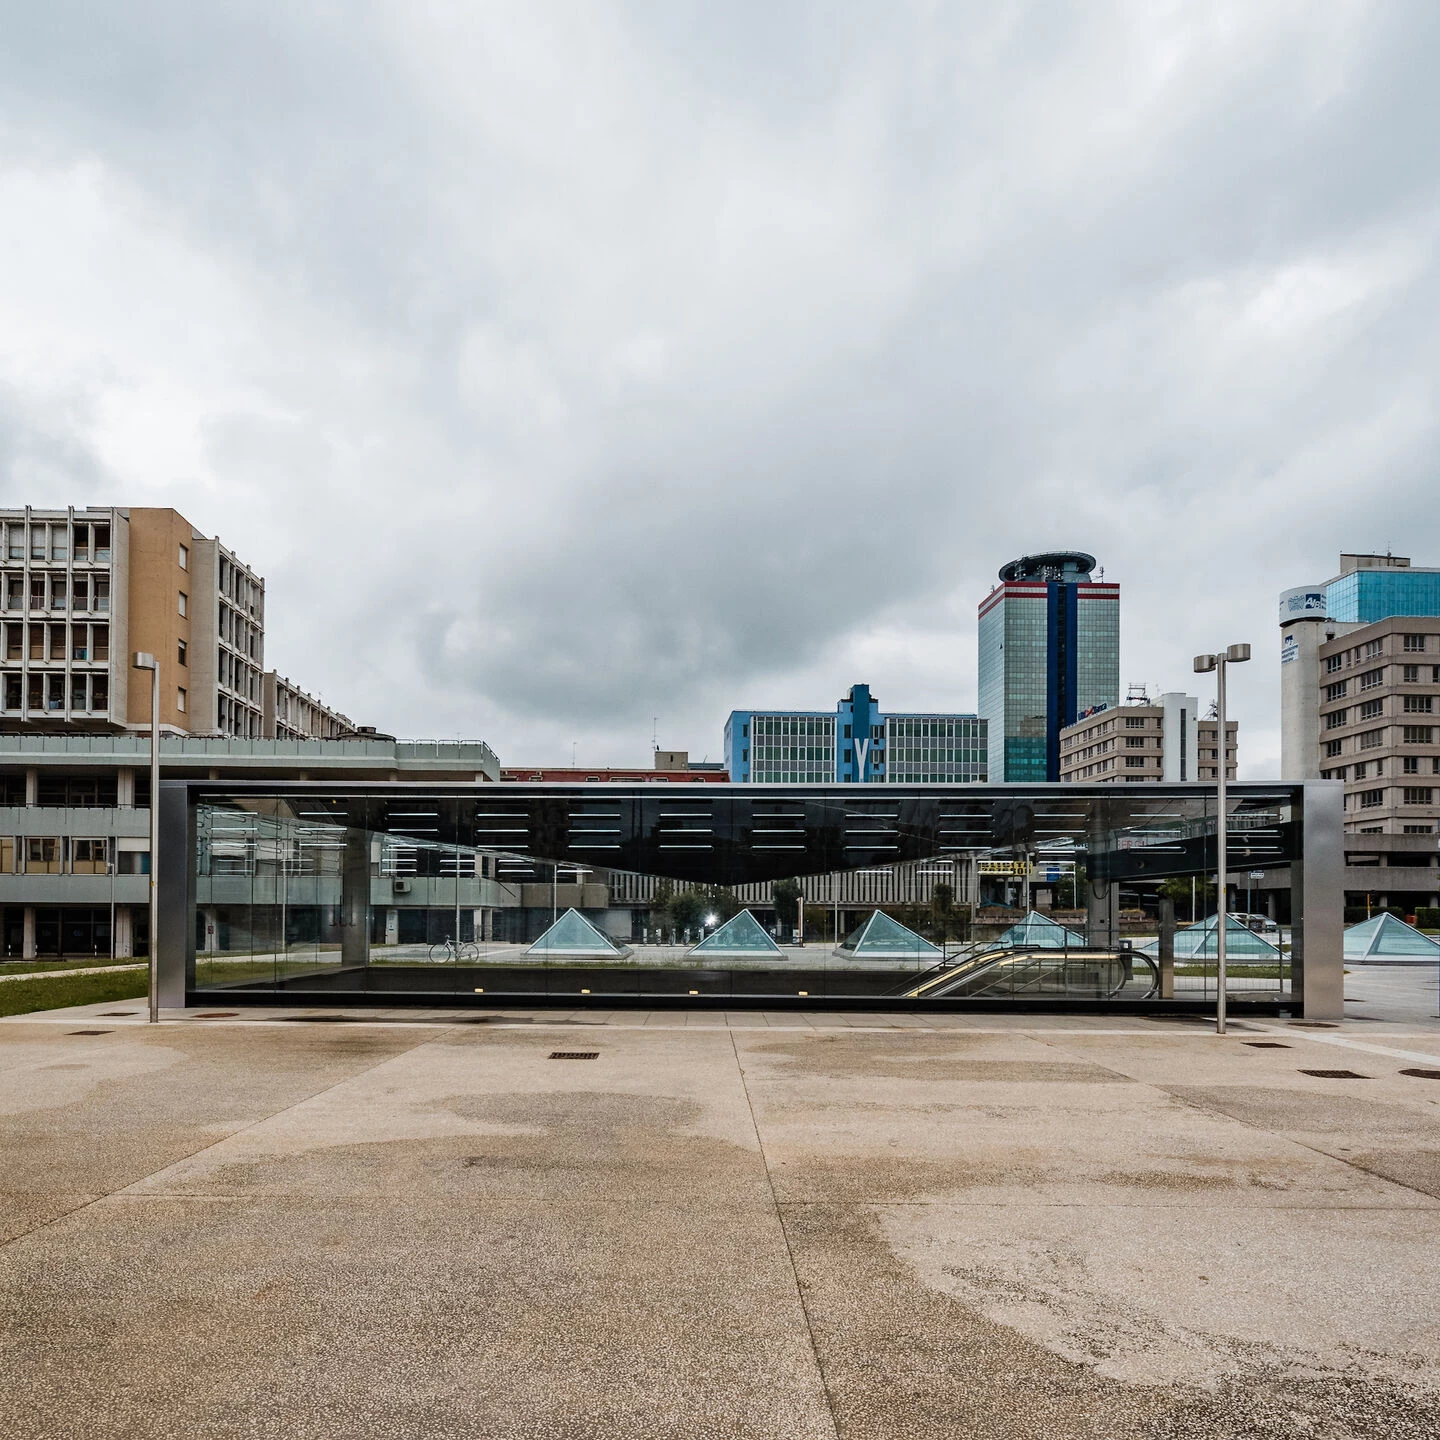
978 551 1119 781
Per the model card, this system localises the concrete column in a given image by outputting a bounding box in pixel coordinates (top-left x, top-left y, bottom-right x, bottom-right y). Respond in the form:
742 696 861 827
340 821 370 971
116 768 135 807
22 905 35 959
115 905 133 959
1157 894 1175 1000
24 769 37 806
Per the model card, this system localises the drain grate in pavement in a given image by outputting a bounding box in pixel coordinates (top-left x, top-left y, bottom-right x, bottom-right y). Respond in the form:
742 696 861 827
67 1030 112 1036
196 1012 238 1019
1400 1068 1440 1080
99 1011 138 1017
1300 1068 1370 1080
549 1051 599 1060
1244 1041 1292 1048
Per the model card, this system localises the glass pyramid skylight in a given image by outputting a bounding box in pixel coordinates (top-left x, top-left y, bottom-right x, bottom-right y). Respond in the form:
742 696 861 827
526 908 633 959
1344 912 1440 959
837 909 942 958
687 908 783 957
995 910 1086 949
1166 913 1282 960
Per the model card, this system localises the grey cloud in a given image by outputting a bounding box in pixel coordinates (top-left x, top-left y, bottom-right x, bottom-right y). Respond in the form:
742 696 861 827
0 2 1436 768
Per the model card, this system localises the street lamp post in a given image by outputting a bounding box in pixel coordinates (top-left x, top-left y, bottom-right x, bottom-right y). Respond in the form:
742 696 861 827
1193 643 1250 1035
132 652 161 1024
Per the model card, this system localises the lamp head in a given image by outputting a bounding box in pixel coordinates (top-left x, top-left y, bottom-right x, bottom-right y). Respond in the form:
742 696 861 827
131 652 157 671
1193 654 1217 674
1226 643 1252 663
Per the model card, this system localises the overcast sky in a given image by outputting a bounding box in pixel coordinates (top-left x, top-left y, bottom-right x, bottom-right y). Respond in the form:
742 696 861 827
1 2 1437 774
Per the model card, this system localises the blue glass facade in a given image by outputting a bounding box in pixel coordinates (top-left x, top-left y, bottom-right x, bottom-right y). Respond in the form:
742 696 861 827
1326 569 1440 624
978 556 1120 782
725 684 986 783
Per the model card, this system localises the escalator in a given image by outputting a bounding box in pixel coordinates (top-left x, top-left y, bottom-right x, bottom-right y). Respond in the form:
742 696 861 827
899 943 1159 1001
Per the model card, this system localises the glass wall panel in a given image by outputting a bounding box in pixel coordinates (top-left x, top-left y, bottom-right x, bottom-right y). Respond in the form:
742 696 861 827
186 784 1304 1009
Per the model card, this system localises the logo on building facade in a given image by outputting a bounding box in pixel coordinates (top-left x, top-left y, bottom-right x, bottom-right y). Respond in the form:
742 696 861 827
1278 586 1327 623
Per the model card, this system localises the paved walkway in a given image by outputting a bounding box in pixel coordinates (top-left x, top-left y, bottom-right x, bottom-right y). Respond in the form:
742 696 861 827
3 974 1440 1437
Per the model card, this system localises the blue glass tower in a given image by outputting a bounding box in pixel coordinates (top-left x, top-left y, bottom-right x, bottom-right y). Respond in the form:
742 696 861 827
978 552 1119 782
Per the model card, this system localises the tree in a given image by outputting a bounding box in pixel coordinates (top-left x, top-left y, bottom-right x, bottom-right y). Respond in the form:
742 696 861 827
1158 876 1214 923
671 888 705 936
697 884 741 924
649 879 675 938
772 878 801 930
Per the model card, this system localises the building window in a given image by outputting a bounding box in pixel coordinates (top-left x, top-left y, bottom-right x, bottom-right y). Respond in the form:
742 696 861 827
178 543 188 570
1404 665 1421 683
1359 729 1383 750
1359 788 1384 808
1403 695 1434 713
1125 736 1145 748
1403 824 1434 834
178 592 188 617
1359 698 1383 720
1403 726 1434 743
1324 738 1343 757
1402 787 1434 805
1403 634 1426 652
1359 668 1384 690
1124 756 1146 768
1325 680 1348 701
176 687 187 713
177 638 187 667
1365 639 1384 659
1325 654 1343 674
1354 762 1367 780
1325 709 1348 729
1124 716 1146 729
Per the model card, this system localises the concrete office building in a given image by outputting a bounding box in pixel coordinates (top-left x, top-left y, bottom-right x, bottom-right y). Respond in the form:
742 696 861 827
725 684 987 784
978 552 1120 782
1059 692 1237 783
2 505 360 741
0 733 500 959
1278 553 1440 912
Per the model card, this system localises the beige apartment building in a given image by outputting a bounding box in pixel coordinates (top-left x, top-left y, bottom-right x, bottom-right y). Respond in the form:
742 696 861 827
1 505 359 740
1059 692 1237 783
1310 618 1440 835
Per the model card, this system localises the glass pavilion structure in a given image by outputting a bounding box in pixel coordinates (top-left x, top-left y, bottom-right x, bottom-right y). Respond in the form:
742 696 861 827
157 779 1343 1017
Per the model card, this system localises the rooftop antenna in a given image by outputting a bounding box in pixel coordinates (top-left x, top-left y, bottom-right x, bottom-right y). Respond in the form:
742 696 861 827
652 716 658 751
571 741 577 767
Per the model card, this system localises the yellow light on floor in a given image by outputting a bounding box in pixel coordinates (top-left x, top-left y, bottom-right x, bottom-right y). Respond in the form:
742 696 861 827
581 988 590 994
473 988 484 994
798 990 809 997
689 990 698 995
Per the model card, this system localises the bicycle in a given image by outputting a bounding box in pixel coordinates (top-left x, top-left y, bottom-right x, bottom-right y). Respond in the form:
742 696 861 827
428 936 480 964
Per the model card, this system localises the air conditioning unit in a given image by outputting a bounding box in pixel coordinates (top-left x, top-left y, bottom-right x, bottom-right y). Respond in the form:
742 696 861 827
393 879 411 894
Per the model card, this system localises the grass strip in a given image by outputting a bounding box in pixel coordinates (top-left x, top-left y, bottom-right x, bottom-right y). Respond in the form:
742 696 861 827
0 967 149 1019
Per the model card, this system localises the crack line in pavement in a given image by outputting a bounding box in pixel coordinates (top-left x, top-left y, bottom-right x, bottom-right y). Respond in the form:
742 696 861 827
728 1029 842 1440
0 1024 443 1253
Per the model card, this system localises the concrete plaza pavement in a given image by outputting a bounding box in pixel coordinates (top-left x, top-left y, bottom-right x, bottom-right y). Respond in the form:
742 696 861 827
2 967 1440 1438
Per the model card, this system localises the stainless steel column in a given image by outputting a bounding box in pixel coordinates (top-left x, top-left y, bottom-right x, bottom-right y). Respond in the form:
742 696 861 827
1294 780 1344 1022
